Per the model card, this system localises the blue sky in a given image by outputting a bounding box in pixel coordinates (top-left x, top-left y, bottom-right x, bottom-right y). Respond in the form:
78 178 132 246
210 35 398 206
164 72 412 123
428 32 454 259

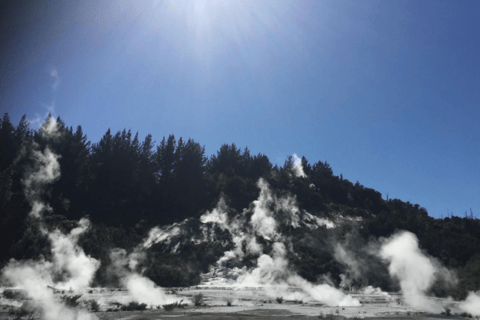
1 0 479 219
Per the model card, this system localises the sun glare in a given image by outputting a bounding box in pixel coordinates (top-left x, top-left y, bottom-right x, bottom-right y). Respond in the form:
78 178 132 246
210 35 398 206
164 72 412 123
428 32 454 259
140 1 292 48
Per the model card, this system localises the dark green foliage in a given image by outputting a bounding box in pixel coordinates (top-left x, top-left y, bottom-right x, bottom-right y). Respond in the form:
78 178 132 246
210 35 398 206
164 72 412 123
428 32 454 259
1 112 480 295
62 295 82 308
77 222 148 287
0 114 31 171
3 289 28 300
9 302 36 320
121 301 147 311
88 299 100 312
443 307 452 316
276 297 283 304
192 293 205 306
0 114 34 263
206 144 271 211
143 253 201 287
9 216 50 261
162 300 185 311
173 138 208 217
208 143 245 177
154 135 210 221
48 121 91 219
288 228 342 284
454 254 480 299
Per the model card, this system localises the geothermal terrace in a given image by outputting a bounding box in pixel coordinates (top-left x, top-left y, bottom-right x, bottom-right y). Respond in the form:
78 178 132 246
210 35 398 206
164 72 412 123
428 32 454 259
0 285 469 320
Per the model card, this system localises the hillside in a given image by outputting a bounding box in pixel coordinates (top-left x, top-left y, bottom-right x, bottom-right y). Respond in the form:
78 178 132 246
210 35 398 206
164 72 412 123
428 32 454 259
1 113 480 301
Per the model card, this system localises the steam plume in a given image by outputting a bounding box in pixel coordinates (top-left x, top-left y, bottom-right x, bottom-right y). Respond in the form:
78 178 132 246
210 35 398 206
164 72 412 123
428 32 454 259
49 219 100 291
334 244 362 282
201 178 358 306
250 179 278 240
237 242 360 306
3 262 96 320
292 154 306 178
22 147 60 218
379 231 444 312
459 292 480 316
2 220 99 320
108 248 179 306
1 120 99 320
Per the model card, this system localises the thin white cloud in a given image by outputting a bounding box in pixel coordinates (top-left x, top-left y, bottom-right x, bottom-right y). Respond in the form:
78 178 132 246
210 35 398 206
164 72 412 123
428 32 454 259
29 102 56 128
28 67 60 128
49 67 60 91
46 103 55 114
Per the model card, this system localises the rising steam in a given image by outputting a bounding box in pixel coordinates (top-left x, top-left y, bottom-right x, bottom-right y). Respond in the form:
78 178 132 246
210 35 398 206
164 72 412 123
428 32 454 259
22 126 61 218
2 220 99 320
378 231 480 315
292 154 306 178
199 178 359 306
237 242 360 306
459 292 480 316
379 231 448 312
108 248 179 306
5 130 480 317
1 120 99 320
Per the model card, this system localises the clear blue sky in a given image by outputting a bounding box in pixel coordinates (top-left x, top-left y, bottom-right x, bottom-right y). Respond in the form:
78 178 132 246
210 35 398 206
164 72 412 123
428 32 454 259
1 0 479 219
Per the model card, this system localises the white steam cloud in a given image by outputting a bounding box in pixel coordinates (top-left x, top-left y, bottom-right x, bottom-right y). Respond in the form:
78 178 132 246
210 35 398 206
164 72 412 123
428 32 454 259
123 273 177 306
292 154 306 178
29 100 57 129
459 292 480 316
21 117 61 218
2 219 99 320
49 219 100 291
379 231 448 312
22 146 61 218
200 178 357 306
237 242 360 306
1 120 99 320
334 244 361 281
143 225 182 249
108 248 179 306
199 197 230 229
250 179 278 240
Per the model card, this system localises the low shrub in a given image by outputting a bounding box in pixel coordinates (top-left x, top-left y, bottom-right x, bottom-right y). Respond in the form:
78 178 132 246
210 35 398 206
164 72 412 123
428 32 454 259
193 293 205 307
445 307 451 316
88 299 100 312
3 289 28 300
276 297 283 304
319 313 336 320
460 312 473 318
163 300 185 311
143 252 201 287
62 295 82 308
121 301 148 311
9 302 36 320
